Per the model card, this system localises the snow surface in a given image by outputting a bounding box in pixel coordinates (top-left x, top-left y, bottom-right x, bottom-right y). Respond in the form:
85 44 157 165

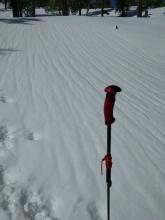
0 6 165 220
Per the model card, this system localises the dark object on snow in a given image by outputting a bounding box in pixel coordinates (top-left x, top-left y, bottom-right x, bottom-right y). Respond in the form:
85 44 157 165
116 25 118 29
102 85 121 220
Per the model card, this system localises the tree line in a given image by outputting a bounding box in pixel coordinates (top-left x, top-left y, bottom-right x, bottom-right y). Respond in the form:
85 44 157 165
2 0 165 17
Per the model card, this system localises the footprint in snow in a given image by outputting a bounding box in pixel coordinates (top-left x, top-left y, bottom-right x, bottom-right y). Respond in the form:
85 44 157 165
0 125 14 149
87 201 102 220
0 95 16 104
24 131 42 141
19 188 58 220
0 126 8 143
0 172 58 220
0 96 6 103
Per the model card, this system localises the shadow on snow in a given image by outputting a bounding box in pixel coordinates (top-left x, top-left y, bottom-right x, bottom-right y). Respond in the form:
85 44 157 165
88 8 138 17
0 48 21 56
0 17 44 25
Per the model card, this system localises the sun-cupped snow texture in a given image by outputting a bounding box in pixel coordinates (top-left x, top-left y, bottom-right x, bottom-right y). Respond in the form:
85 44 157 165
0 7 165 220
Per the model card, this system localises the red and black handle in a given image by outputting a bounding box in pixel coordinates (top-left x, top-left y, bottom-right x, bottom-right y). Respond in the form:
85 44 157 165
102 85 121 185
104 85 121 125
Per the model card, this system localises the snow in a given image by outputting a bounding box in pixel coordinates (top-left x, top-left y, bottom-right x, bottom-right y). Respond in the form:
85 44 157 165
0 6 165 220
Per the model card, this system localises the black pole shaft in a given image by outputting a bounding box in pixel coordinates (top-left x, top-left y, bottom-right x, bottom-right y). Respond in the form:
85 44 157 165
107 124 111 220
107 185 110 220
107 124 111 154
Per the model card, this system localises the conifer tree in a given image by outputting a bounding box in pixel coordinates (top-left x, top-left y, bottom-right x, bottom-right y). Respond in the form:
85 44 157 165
5 0 8 10
70 0 84 15
11 0 19 17
62 0 69 15
101 0 105 16
32 0 36 16
137 0 142 17
11 0 34 17
116 0 130 16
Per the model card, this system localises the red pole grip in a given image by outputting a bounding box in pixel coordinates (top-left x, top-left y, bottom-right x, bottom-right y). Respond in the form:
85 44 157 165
104 85 121 125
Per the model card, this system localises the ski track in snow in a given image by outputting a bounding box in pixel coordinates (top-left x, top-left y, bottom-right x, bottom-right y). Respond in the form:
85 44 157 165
0 7 165 220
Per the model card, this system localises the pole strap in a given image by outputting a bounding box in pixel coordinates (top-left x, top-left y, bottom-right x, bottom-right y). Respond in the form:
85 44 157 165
101 154 112 176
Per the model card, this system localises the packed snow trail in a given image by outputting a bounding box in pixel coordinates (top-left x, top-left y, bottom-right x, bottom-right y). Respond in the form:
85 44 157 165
0 8 165 220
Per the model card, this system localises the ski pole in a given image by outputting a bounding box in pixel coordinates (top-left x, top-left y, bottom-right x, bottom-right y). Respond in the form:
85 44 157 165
101 85 121 220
